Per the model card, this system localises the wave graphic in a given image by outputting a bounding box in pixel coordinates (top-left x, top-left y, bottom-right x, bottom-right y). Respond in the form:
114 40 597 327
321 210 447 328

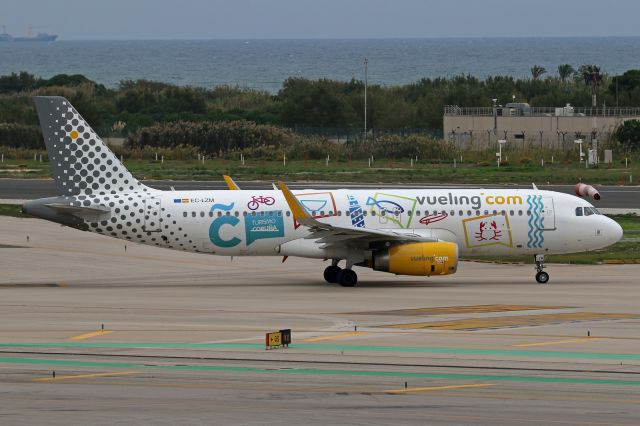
527 195 545 248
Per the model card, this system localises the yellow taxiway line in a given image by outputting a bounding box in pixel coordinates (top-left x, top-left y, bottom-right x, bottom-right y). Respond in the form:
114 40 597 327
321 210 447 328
513 337 605 347
385 383 495 394
34 371 140 382
303 331 368 342
68 330 114 341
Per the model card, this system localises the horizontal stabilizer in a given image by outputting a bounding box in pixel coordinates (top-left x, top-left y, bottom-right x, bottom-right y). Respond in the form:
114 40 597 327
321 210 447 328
45 203 111 221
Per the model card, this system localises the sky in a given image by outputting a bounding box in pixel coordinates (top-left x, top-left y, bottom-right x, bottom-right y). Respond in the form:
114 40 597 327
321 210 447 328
2 0 639 40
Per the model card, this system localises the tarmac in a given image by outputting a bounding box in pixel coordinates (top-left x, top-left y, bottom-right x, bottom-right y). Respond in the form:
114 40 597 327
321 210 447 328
1 216 640 425
1 178 640 209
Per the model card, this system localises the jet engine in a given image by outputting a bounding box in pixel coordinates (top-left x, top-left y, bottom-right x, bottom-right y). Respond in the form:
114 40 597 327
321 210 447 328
368 242 458 276
575 183 600 200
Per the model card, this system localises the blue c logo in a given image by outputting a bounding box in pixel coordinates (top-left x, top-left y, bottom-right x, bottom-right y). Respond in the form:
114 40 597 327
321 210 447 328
209 202 241 248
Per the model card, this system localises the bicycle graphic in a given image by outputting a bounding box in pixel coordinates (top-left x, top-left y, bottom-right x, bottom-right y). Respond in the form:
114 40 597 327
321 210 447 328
247 195 276 210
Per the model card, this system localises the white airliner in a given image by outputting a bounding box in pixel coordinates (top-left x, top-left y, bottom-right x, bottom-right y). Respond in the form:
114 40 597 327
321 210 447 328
24 97 623 286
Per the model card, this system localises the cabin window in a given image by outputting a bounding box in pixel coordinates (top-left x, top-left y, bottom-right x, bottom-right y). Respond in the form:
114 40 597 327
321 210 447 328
234 211 239 217
183 212 187 217
200 211 205 218
252 211 257 217
225 211 230 216
459 210 463 216
243 211 248 217
209 211 213 217
484 210 489 215
467 210 471 216
575 207 583 216
476 210 481 216
191 212 196 218
260 211 265 217
277 211 282 217
526 210 531 216
337 210 342 216
450 210 455 216
408 210 413 216
518 210 523 216
510 210 514 216
371 210 376 217
363 211 368 217
217 211 222 217
424 210 429 216
286 211 291 217
416 210 420 216
268 211 273 216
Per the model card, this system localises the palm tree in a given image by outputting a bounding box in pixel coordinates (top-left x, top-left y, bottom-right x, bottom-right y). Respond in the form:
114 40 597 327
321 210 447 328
530 65 547 80
557 64 575 84
577 64 602 87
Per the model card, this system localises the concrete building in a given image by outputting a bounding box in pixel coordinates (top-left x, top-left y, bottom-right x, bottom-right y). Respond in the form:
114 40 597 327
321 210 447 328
444 104 640 151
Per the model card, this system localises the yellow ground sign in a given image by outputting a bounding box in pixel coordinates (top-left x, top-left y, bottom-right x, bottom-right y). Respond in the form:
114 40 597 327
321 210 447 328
266 331 282 347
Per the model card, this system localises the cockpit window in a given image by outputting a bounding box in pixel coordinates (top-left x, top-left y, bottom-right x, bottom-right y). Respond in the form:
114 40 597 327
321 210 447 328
576 206 601 216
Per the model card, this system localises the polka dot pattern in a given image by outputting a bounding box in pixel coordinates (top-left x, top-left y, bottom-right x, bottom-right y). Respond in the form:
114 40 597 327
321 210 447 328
34 96 149 197
34 96 201 252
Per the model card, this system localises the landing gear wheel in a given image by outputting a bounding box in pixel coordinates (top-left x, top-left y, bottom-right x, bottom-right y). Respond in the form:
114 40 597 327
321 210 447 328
534 254 549 284
535 271 550 284
337 269 358 287
323 265 342 283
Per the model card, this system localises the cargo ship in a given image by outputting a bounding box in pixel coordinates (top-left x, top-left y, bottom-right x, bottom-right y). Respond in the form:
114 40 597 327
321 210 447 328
0 26 57 42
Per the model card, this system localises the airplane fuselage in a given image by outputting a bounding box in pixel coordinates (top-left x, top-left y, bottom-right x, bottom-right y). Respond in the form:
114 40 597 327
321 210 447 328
31 187 620 258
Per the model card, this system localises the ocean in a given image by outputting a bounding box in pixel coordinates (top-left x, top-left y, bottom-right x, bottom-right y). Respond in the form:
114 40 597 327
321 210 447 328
1 38 639 93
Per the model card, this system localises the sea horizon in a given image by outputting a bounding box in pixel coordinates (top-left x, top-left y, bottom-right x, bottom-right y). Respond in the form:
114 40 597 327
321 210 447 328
1 37 638 92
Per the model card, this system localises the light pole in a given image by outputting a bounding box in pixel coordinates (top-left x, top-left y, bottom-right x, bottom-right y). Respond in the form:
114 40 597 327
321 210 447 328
497 139 506 167
364 57 368 143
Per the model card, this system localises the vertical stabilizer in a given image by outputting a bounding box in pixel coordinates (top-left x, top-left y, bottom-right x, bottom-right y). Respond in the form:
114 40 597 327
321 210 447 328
33 96 150 196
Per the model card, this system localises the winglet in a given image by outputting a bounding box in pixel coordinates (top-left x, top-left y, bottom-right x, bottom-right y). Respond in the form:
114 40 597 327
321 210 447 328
223 175 241 190
277 181 311 221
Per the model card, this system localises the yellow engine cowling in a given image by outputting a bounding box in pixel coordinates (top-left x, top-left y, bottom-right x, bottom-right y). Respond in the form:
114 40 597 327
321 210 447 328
371 242 458 276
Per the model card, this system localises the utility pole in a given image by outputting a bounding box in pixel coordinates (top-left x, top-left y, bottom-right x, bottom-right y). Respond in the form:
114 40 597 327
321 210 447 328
364 57 368 143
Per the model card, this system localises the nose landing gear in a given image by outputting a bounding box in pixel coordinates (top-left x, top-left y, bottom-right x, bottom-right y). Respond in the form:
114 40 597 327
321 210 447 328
534 254 549 284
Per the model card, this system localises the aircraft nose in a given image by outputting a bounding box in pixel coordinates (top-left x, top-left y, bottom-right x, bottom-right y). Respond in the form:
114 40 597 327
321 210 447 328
608 218 623 244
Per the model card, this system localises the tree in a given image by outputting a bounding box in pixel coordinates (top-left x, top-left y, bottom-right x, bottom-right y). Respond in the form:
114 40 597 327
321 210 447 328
530 65 547 80
577 64 603 87
615 119 640 151
557 64 575 84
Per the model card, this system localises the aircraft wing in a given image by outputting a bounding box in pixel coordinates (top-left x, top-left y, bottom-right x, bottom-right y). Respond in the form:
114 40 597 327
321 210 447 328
277 181 437 247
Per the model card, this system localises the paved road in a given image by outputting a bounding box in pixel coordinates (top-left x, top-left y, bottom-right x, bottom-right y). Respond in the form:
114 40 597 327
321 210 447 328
1 216 639 425
2 178 639 208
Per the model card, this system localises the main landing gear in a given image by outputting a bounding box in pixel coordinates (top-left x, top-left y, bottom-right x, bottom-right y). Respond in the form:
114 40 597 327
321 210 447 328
324 260 358 287
534 254 549 284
